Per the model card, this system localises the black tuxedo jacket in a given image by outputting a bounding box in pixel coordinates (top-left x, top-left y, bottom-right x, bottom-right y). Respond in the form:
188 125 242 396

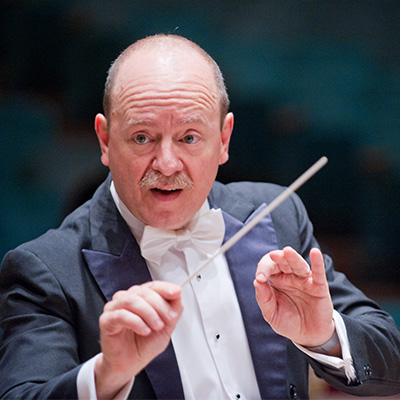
1 175 400 399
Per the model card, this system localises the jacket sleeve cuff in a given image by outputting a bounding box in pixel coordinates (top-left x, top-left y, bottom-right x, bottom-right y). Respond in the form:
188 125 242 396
293 310 356 383
77 353 135 399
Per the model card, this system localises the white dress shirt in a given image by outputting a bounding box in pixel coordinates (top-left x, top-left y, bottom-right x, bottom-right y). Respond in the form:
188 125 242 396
77 182 355 399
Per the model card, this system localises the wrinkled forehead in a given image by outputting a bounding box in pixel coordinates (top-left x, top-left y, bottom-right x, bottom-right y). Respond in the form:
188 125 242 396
111 47 219 111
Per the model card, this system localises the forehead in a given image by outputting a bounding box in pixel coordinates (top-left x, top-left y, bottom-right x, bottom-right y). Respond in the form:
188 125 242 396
117 44 216 84
111 47 219 117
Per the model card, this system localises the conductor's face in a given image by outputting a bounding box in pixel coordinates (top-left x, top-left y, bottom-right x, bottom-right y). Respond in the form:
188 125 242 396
96 45 233 229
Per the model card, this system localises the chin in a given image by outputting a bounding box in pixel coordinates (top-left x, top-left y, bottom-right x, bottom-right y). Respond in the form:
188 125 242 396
149 214 193 230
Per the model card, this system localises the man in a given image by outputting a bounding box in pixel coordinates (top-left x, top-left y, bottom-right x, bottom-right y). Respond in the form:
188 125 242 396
0 34 399 399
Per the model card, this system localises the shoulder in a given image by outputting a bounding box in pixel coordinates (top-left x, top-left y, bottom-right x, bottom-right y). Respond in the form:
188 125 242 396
209 181 285 217
0 201 92 299
5 175 114 264
9 201 91 263
1 176 111 280
210 180 307 219
210 180 313 251
211 180 284 203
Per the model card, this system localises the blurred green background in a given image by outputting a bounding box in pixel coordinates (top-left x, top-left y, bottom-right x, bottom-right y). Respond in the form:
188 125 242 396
1 0 399 316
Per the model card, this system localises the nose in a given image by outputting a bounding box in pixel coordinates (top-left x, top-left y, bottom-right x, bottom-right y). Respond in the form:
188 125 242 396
151 140 184 176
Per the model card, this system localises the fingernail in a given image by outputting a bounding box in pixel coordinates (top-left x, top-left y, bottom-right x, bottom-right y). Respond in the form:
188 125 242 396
255 273 267 283
142 326 151 335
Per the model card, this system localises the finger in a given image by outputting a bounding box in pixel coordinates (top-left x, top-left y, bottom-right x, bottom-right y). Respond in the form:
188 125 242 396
100 308 152 336
269 249 296 274
113 281 181 302
309 248 326 284
256 251 283 281
146 281 182 301
106 293 169 331
108 283 181 329
141 282 183 323
281 246 311 278
253 279 276 323
120 281 181 315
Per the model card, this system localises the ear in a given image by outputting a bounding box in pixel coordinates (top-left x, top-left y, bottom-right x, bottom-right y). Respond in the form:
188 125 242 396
219 112 234 165
95 113 110 167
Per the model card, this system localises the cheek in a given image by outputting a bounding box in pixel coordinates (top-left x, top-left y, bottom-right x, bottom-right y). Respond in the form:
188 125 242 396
189 152 220 188
108 142 145 177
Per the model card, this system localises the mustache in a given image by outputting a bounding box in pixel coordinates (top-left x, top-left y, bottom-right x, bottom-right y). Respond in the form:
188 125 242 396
139 170 194 189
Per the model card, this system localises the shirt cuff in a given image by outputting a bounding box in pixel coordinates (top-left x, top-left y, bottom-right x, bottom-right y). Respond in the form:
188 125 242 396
77 353 135 400
293 310 356 383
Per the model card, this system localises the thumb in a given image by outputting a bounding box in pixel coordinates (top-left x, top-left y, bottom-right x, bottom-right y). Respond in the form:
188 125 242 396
254 278 276 323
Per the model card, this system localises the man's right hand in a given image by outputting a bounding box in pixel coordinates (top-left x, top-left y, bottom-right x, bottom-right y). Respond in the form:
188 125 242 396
95 281 183 399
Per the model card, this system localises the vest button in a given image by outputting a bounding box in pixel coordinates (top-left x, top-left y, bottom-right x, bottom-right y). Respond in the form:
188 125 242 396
289 384 299 399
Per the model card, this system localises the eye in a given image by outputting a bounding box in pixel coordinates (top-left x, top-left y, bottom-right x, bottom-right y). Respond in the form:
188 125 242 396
182 134 199 144
133 134 150 144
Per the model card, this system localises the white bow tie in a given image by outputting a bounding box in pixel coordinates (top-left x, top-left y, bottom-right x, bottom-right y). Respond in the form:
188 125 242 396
140 208 225 265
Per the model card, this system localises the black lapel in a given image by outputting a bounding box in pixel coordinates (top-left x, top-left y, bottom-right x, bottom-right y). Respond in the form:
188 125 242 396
83 175 184 399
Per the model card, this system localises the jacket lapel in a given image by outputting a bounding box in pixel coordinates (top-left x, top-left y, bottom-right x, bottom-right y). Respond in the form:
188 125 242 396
83 176 184 399
83 177 287 399
83 238 184 399
83 235 149 301
221 204 288 399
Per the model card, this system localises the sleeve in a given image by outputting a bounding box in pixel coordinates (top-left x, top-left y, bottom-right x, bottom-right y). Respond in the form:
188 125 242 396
293 310 355 382
0 248 83 399
77 354 135 400
288 191 400 396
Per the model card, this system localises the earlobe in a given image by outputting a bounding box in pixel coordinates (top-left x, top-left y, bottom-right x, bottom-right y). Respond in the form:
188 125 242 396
94 113 110 167
219 112 234 165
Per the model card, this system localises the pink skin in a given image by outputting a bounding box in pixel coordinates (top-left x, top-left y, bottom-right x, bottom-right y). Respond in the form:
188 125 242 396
93 44 234 398
254 246 335 348
93 42 339 399
95 48 233 230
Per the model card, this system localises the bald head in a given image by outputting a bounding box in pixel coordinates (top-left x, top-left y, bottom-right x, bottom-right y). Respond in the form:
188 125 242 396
102 34 229 126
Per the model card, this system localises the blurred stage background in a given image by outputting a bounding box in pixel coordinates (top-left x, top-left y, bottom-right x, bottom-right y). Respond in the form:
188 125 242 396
1 1 399 397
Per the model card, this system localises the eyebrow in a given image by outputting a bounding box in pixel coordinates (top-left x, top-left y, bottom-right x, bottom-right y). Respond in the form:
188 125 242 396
127 118 153 127
127 115 208 127
180 115 207 125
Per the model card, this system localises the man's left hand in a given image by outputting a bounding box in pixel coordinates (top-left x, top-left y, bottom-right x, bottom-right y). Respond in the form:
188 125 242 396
254 246 335 348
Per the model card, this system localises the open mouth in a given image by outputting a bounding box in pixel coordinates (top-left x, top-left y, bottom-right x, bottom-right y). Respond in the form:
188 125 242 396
151 188 182 195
